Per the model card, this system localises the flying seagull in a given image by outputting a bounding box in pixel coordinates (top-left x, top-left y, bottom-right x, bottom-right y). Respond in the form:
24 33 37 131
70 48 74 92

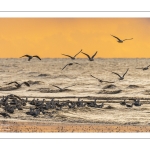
62 49 82 60
112 68 129 80
111 35 133 43
136 65 150 71
90 75 114 83
6 81 30 88
81 51 97 61
20 55 41 61
52 84 76 92
62 62 80 70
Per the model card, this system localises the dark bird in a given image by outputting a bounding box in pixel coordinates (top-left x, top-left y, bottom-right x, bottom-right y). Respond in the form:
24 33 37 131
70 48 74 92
6 81 30 88
112 68 129 80
20 55 41 61
52 84 76 92
90 75 114 83
95 103 104 108
133 99 142 106
120 100 126 105
62 49 82 60
62 63 80 70
0 112 11 118
136 65 150 71
86 99 97 107
111 35 133 43
81 51 97 61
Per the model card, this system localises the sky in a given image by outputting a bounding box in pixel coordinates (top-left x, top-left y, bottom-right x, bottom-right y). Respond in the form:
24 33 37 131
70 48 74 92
0 18 150 58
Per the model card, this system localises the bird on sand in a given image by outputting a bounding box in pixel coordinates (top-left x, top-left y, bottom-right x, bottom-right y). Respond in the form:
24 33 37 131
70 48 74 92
62 49 82 60
111 35 133 43
52 84 76 92
136 65 150 71
20 55 41 61
62 63 80 70
81 51 97 61
90 75 114 83
112 68 129 80
6 81 30 88
0 112 11 118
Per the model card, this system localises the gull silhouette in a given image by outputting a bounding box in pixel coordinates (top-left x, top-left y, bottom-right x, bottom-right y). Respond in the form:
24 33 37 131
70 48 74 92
111 35 133 43
136 65 150 71
20 55 41 61
90 75 114 83
6 81 30 88
81 51 97 61
112 68 129 80
52 84 76 92
62 62 80 70
62 49 82 60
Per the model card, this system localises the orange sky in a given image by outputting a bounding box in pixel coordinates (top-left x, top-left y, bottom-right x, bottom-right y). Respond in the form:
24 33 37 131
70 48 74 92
0 18 150 58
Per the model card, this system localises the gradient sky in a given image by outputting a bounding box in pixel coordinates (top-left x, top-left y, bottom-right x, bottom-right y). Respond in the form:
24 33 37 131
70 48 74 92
0 18 150 58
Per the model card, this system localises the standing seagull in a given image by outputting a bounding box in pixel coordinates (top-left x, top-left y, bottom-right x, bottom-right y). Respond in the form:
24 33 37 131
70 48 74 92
62 49 82 60
81 51 97 61
136 65 150 71
6 81 30 88
20 55 41 61
111 35 133 43
62 62 80 70
52 84 76 92
90 75 114 83
112 68 129 80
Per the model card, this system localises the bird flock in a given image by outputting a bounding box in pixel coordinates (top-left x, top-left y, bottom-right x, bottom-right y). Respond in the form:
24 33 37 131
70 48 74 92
0 34 146 120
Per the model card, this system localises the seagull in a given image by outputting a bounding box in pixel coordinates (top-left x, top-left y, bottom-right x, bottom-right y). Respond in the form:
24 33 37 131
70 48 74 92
62 62 80 70
62 49 82 60
52 84 76 92
6 81 30 88
81 51 97 61
111 35 133 43
112 68 129 80
120 100 126 105
90 75 114 83
136 65 150 71
20 55 41 61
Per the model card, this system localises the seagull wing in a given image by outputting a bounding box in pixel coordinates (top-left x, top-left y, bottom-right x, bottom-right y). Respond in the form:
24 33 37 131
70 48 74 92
33 55 41 60
52 85 62 90
7 81 19 85
147 65 150 68
62 54 74 59
112 72 122 78
64 84 76 89
111 35 121 41
20 55 31 58
74 49 82 58
123 68 129 78
92 51 98 59
22 82 30 87
103 80 115 83
81 52 91 60
90 75 100 81
62 64 69 70
122 38 133 41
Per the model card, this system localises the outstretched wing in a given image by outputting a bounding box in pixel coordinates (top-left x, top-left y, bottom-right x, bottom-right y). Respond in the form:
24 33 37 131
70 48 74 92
22 82 30 87
112 72 122 78
122 38 133 41
111 35 121 41
52 85 62 90
20 55 31 58
64 84 76 89
74 49 82 58
92 51 98 59
62 54 74 59
90 75 100 81
123 68 129 78
7 81 19 85
33 55 41 60
81 52 91 59
147 65 150 68
62 64 69 70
